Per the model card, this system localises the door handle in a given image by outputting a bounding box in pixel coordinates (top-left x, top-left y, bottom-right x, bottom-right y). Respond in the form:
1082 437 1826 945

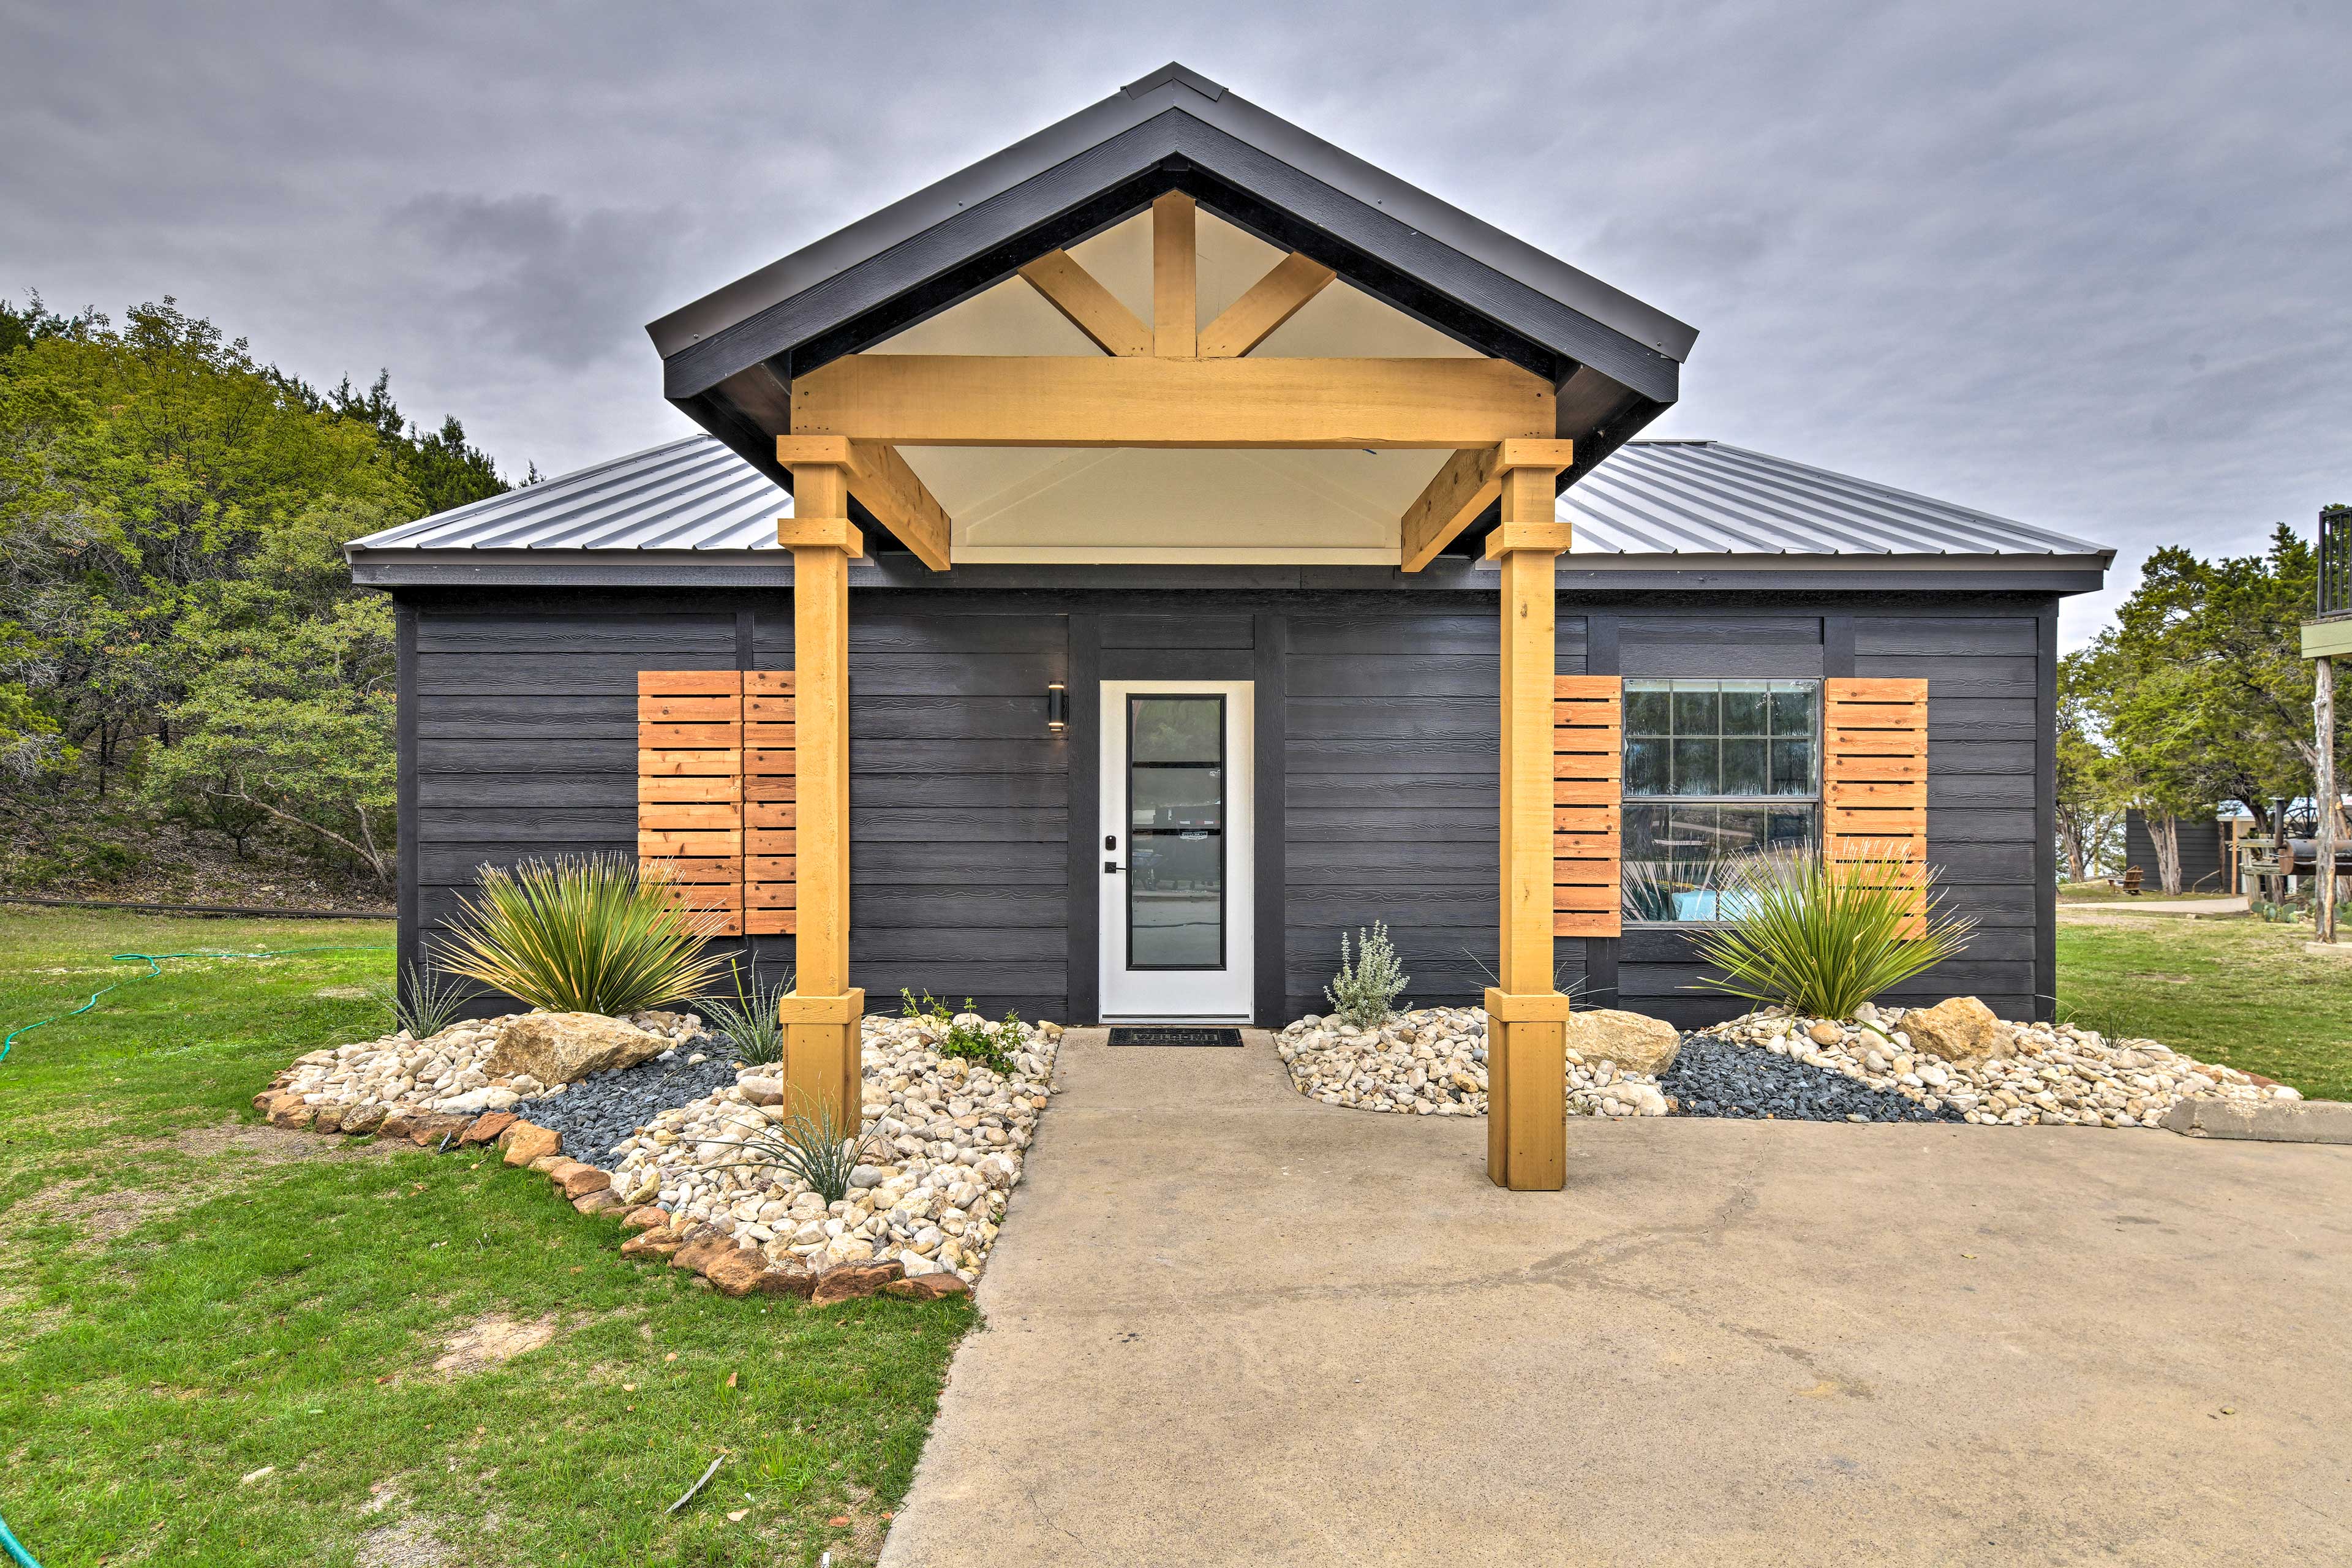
1104 861 1126 874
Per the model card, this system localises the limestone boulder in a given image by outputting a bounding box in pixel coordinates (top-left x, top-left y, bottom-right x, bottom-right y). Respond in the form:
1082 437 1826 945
485 1012 668 1087
1902 996 2013 1066
1564 1008 1683 1076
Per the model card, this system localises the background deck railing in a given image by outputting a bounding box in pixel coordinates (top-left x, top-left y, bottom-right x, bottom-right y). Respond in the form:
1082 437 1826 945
2320 504 2352 620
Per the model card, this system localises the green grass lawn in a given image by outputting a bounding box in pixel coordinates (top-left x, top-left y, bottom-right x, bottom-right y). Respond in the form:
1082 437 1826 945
2054 911 2352 1101
0 909 968 1567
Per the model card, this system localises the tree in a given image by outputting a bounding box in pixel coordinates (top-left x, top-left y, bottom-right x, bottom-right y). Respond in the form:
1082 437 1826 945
142 500 399 881
2054 650 2125 881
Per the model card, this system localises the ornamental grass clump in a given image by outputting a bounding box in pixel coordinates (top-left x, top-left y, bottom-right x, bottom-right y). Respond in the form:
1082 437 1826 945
439 853 733 1016
699 957 792 1066
388 959 476 1041
1692 846 1974 1020
1326 921 1409 1028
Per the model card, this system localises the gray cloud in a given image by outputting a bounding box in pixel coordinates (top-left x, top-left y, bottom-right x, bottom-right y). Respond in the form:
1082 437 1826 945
4 0 2347 644
389 192 681 372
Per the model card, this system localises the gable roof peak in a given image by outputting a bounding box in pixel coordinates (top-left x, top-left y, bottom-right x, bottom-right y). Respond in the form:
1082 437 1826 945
1122 62 1226 102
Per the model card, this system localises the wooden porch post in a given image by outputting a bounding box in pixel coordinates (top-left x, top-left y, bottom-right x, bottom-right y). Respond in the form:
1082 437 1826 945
775 457 863 1125
1485 460 1574 1190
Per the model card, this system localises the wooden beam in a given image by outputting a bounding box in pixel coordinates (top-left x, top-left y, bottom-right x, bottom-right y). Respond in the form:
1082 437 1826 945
1016 250 1151 358
1398 439 1574 572
792 355 1553 449
782 458 861 1125
1199 252 1335 358
1490 459 1570 1192
777 435 949 570
1152 192 1196 358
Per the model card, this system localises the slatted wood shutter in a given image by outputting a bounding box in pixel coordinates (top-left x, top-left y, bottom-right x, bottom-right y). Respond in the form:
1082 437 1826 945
743 669 797 936
1553 674 1623 938
1823 676 1929 936
637 671 744 937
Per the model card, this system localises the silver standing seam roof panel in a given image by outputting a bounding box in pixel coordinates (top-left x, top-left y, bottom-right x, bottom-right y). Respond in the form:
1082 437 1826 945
345 436 2112 568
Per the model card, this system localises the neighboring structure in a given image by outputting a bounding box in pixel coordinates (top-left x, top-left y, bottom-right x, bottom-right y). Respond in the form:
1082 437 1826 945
2121 810 2226 895
350 64 2112 1189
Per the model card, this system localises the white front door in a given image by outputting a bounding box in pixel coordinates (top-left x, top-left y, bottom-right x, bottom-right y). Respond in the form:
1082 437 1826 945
1098 680 1254 1022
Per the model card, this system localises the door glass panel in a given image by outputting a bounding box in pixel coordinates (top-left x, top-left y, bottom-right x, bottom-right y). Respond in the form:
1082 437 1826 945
1127 694 1224 970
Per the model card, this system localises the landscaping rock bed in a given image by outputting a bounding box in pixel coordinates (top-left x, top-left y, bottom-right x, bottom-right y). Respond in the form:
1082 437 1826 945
1700 1003 2301 1128
257 1005 1064 1303
1275 1007 1673 1118
263 1008 707 1128
1278 995 2304 1131
604 1011 1063 1286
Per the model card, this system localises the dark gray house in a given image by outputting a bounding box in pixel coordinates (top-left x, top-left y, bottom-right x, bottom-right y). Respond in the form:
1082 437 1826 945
349 64 2111 1189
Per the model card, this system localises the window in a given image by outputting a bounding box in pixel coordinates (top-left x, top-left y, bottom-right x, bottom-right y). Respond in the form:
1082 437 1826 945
1622 679 1818 923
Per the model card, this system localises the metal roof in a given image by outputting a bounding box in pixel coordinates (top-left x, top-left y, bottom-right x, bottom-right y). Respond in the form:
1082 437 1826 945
348 434 2109 565
349 436 787 553
1558 440 2108 557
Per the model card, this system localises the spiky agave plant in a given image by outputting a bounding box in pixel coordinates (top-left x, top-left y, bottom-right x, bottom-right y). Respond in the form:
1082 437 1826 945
390 959 477 1040
1691 845 1974 1020
699 957 791 1066
707 1091 883 1205
438 854 734 1016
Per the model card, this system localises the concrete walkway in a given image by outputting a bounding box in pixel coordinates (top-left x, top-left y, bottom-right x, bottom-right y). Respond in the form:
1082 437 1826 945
881 1028 2352 1567
2058 894 2249 917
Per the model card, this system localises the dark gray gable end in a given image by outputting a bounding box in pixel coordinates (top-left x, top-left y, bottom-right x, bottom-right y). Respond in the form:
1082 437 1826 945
646 65 1698 535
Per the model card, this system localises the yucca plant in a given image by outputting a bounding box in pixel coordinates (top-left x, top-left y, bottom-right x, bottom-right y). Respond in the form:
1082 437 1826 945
1691 845 1974 1019
710 1091 882 1205
699 957 791 1066
389 959 477 1040
438 854 734 1016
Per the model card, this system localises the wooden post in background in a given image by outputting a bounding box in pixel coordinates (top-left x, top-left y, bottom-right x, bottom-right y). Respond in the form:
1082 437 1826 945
1485 458 1572 1191
2319 656 2338 943
775 454 862 1125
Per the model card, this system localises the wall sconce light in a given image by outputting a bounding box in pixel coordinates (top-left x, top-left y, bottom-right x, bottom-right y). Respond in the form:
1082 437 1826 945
1046 682 1068 731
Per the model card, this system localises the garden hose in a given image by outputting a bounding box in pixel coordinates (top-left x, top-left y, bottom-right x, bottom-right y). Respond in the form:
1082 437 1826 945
0 944 392 1067
0 1509 39 1568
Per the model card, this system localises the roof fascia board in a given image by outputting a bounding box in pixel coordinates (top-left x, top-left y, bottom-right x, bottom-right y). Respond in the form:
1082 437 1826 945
349 549 2107 595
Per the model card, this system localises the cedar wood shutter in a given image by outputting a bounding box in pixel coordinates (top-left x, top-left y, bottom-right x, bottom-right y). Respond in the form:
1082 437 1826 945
1822 676 1929 936
636 669 797 938
1553 675 1623 938
742 670 797 935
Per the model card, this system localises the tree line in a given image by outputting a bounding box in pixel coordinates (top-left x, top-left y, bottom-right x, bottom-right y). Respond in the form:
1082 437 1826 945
2059 524 2346 894
0 293 516 889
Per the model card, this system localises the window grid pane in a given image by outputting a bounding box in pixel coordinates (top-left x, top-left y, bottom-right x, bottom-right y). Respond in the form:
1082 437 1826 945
1619 679 1821 924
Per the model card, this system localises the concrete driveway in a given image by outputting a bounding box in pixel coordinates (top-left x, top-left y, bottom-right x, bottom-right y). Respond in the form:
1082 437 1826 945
881 1028 2352 1567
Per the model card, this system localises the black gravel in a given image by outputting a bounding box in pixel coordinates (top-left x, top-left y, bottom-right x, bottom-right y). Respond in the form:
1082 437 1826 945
519 1034 750 1167
1662 1031 1966 1123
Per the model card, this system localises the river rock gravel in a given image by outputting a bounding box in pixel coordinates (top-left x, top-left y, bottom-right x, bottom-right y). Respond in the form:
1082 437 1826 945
516 1036 747 1167
1662 1030 1963 1123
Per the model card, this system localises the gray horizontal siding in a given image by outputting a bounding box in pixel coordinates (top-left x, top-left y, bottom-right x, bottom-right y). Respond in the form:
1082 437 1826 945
399 588 2060 1031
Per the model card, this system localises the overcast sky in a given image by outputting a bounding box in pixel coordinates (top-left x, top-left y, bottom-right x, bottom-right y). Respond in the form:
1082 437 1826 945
6 0 2346 644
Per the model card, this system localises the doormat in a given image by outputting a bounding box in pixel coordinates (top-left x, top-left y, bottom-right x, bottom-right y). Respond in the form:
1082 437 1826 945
1107 1026 1245 1047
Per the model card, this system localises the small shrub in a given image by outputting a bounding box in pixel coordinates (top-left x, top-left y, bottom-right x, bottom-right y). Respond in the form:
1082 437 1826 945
1691 846 1974 1019
699 957 791 1066
902 989 1019 1073
1325 921 1409 1028
437 853 733 1016
714 1091 882 1204
390 959 476 1040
